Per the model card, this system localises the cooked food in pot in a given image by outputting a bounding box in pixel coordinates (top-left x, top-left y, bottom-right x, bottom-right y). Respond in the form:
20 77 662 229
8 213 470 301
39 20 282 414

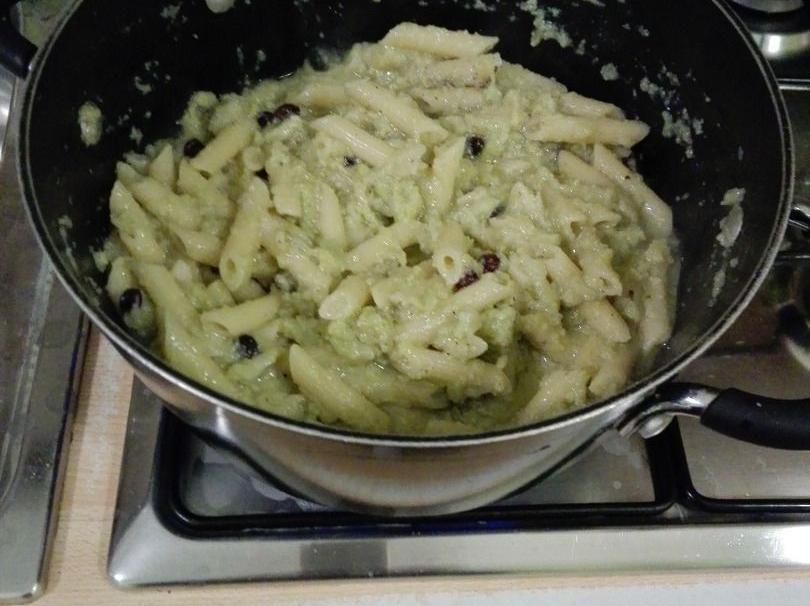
96 23 676 435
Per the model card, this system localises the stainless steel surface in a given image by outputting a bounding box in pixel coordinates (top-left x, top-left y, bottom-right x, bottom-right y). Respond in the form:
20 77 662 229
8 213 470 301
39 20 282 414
108 388 810 586
682 417 810 499
620 385 718 439
752 31 810 60
179 415 655 515
732 0 805 12
0 67 12 163
124 340 637 516
0 43 88 606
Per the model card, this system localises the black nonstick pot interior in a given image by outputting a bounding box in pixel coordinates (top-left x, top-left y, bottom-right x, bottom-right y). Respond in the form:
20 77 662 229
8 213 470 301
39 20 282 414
20 0 791 421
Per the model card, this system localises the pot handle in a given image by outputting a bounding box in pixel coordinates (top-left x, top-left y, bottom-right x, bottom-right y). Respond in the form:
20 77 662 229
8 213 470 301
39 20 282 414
0 1 36 78
700 388 810 448
630 383 810 450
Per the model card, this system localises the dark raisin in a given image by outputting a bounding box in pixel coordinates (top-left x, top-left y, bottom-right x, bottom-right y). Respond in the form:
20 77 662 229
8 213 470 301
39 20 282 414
273 103 301 122
489 204 505 218
453 270 480 292
256 110 276 128
464 135 486 158
236 334 260 359
183 138 204 158
343 155 358 167
480 252 501 273
119 288 143 314
255 168 269 181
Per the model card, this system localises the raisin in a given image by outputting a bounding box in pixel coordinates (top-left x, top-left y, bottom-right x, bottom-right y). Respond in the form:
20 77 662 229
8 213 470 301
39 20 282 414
464 135 485 158
256 111 276 128
453 270 480 292
480 252 500 273
118 288 143 314
489 204 505 218
236 334 259 359
273 103 301 122
183 138 204 158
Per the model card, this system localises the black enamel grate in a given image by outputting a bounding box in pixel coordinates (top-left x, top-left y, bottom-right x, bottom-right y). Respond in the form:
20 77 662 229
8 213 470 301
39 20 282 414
148 411 810 542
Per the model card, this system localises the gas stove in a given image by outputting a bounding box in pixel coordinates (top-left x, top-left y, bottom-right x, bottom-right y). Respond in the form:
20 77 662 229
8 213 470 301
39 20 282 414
106 6 810 587
2 0 810 599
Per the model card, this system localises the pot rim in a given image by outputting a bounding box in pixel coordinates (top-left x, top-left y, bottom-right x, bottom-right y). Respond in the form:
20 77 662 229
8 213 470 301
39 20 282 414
15 0 795 448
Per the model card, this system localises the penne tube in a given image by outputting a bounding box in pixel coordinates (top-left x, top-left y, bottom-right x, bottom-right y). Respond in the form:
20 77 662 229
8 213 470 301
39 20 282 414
592 144 673 238
191 118 254 175
382 22 498 58
109 181 166 264
130 177 201 230
526 114 649 147
177 160 235 218
318 275 370 320
201 293 281 335
346 79 447 143
219 177 272 292
289 344 391 432
148 144 176 188
311 115 394 167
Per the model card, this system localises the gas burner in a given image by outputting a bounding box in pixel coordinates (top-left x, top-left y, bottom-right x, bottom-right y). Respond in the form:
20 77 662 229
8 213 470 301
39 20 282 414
731 0 804 13
733 2 810 60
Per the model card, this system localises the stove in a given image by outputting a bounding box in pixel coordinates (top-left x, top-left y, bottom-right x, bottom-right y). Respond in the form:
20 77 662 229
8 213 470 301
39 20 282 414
108 209 810 585
106 9 810 588
2 0 810 598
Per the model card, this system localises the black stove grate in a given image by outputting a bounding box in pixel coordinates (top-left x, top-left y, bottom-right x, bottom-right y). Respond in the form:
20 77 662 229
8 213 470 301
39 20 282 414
148 411 810 542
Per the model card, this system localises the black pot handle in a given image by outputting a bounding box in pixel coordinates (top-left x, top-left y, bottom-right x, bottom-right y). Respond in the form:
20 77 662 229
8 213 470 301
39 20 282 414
626 383 810 450
0 1 36 78
700 389 810 449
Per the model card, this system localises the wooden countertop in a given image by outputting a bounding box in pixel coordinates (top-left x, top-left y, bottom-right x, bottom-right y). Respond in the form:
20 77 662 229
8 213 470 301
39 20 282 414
38 330 810 605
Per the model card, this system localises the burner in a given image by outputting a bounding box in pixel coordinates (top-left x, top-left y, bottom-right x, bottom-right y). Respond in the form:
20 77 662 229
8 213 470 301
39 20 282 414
732 0 804 13
733 3 810 61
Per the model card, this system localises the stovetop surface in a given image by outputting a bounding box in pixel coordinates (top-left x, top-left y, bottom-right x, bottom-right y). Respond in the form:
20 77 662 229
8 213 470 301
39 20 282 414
0 0 807 599
25 0 798 588
106 83 810 585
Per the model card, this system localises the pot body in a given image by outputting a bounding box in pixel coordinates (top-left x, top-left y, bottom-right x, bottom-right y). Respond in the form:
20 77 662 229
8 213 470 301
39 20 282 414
121 345 641 515
11 0 794 514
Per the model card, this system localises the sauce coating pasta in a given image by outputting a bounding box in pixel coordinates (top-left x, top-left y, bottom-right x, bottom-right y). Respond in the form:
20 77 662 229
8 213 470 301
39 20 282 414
97 23 676 435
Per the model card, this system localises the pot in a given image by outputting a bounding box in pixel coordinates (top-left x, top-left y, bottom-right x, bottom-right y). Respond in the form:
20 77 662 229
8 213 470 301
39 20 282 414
2 0 805 516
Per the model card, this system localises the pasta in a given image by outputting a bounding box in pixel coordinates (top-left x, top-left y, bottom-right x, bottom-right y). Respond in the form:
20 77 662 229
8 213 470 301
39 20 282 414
98 23 677 435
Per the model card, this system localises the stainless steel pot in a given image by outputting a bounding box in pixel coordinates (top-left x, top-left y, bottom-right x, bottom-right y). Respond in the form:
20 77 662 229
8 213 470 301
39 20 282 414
2 0 807 515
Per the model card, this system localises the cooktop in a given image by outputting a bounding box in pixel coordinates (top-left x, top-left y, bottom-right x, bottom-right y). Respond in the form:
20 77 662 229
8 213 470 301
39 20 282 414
107 17 810 591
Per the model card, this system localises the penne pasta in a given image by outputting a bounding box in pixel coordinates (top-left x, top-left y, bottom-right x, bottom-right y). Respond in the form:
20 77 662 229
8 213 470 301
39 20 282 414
191 118 254 175
346 79 447 144
381 23 498 58
592 144 674 238
109 181 166 264
130 177 201 230
526 114 650 147
201 293 281 335
311 115 394 167
318 275 370 320
289 344 391 432
99 22 678 435
177 160 235 218
148 144 176 187
422 53 502 88
219 177 273 292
